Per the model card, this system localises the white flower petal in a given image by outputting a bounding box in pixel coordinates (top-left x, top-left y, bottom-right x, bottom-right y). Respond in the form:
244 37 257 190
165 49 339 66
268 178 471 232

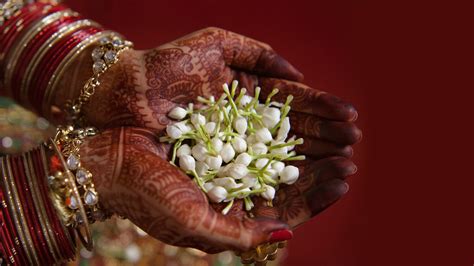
176 144 191 157
168 106 187 120
279 165 299 184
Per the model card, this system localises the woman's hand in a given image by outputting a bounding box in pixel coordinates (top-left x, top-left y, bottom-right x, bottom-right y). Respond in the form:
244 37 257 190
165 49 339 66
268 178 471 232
81 27 361 157
80 127 357 253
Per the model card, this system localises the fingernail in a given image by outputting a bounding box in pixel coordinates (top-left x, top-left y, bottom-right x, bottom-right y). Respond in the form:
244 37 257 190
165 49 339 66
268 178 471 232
269 229 293 243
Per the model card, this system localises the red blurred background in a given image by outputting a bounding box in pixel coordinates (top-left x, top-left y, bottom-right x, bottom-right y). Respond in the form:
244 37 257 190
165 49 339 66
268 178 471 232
65 0 473 265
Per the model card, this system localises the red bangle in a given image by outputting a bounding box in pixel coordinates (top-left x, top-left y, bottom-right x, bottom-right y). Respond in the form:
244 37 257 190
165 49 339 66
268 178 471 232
0 3 63 59
9 156 49 265
33 26 102 111
11 15 82 98
32 148 76 261
37 150 76 260
0 166 27 265
2 4 68 101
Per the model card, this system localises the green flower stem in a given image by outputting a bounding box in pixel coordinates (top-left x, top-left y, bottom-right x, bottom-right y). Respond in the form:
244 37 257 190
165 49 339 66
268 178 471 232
269 138 304 151
284 155 306 161
243 196 254 211
189 170 207 192
170 139 183 164
223 85 239 117
221 199 234 215
265 88 279 106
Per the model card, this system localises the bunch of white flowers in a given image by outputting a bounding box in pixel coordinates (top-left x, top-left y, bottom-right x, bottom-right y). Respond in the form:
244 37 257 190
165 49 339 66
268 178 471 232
160 81 305 214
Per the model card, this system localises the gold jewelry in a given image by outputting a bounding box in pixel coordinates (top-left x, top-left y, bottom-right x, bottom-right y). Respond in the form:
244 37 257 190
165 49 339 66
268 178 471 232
238 241 287 265
44 32 132 251
46 31 132 120
0 156 38 265
43 30 113 118
0 0 23 27
24 150 62 262
22 17 97 107
48 136 95 250
40 145 76 254
3 9 74 105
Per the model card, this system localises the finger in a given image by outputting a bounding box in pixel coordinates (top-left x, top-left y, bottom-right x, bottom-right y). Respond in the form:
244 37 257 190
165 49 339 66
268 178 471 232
217 28 304 81
289 112 362 144
306 179 349 217
291 157 357 193
295 137 353 159
194 205 290 252
258 78 358 121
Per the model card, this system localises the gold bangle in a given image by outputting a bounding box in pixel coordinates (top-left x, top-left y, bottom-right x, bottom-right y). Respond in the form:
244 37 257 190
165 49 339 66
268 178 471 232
0 0 24 27
22 18 99 108
0 156 38 265
40 145 76 256
48 138 94 250
3 9 73 104
62 32 133 122
43 30 114 118
24 150 62 262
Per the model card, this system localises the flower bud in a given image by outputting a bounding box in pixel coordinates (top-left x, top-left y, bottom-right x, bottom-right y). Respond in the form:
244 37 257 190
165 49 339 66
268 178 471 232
270 141 288 155
207 186 228 203
235 153 252 166
179 155 195 172
242 174 258 187
196 161 209 176
209 95 215 103
251 142 268 155
279 165 299 184
246 134 257 145
276 117 290 141
203 182 215 192
168 106 187 120
287 136 296 151
239 95 253 107
166 125 182 139
262 107 280 128
191 113 206 127
235 187 251 199
232 136 247 153
233 116 248 135
211 111 224 123
205 155 222 170
204 122 216 135
220 143 235 163
255 158 269 169
266 168 279 181
255 128 273 143
176 144 191 157
174 121 192 133
261 184 275 200
226 163 248 179
213 177 240 189
272 161 285 174
211 137 223 153
191 144 208 162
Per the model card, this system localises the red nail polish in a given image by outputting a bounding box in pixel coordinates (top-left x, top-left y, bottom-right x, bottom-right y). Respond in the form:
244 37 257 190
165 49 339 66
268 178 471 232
269 229 293 243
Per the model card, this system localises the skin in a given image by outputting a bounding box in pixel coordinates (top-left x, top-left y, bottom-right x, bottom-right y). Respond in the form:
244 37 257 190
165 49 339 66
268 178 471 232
5 27 362 252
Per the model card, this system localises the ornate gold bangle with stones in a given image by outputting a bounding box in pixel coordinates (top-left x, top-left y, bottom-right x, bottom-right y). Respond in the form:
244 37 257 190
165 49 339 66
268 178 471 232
43 30 115 118
46 34 132 251
0 0 23 26
64 33 132 123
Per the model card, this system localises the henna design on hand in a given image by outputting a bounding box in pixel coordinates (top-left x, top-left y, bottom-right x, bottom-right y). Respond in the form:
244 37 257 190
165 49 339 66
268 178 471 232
61 27 363 252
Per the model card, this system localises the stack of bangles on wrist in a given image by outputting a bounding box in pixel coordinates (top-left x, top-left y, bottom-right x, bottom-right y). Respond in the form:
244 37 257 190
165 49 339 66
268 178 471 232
0 0 133 264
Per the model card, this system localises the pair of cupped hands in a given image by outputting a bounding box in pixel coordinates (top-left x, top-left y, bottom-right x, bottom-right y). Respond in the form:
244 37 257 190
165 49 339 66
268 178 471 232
66 27 361 253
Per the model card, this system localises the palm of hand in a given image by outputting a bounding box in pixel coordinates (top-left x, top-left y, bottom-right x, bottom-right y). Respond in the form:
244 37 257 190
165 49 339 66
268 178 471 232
79 27 362 252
